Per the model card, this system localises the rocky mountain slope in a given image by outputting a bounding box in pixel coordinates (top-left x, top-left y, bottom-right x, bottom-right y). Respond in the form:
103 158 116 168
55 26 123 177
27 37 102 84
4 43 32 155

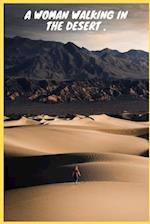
5 36 148 103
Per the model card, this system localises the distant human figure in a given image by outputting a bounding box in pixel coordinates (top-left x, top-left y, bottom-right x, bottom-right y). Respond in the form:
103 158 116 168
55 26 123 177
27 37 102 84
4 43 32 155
72 165 81 184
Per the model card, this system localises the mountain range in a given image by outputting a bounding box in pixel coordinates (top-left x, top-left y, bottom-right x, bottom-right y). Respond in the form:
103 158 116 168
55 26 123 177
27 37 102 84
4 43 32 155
5 36 148 103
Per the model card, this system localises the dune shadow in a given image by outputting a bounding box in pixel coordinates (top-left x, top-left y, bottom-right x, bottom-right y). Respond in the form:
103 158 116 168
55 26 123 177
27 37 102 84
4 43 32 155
5 150 148 190
140 150 149 157
5 153 100 190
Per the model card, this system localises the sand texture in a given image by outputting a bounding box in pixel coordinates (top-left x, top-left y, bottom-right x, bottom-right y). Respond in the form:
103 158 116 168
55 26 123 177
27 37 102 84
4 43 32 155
4 114 149 221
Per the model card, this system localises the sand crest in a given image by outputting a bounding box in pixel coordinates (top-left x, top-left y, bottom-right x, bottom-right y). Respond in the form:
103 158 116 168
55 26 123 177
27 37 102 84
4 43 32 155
46 114 148 136
4 116 39 128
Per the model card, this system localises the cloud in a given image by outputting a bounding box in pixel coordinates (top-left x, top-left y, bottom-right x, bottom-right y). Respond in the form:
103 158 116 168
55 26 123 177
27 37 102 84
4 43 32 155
4 3 148 51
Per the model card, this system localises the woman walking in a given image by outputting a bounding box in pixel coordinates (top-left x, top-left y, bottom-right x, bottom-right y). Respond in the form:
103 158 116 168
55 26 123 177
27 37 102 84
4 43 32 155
72 165 81 184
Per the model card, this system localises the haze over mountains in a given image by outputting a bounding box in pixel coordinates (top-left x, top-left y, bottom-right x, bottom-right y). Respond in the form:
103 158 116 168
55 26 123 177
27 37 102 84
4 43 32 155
5 36 148 103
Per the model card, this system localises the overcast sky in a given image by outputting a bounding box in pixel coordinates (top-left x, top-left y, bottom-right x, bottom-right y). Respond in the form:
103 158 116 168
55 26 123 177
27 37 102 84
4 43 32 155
4 4 148 52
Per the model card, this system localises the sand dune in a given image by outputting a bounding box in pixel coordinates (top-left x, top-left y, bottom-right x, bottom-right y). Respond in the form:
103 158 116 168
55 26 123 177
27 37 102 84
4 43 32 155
31 114 55 121
4 113 149 221
4 117 39 128
5 182 148 221
46 114 148 136
4 116 10 121
4 114 148 136
5 125 148 156
5 152 148 189
67 160 148 183
90 114 148 127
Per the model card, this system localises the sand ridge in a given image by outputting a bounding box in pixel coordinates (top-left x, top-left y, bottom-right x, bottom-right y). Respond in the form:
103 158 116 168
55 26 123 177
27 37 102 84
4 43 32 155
44 114 148 136
5 125 148 156
4 116 39 128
